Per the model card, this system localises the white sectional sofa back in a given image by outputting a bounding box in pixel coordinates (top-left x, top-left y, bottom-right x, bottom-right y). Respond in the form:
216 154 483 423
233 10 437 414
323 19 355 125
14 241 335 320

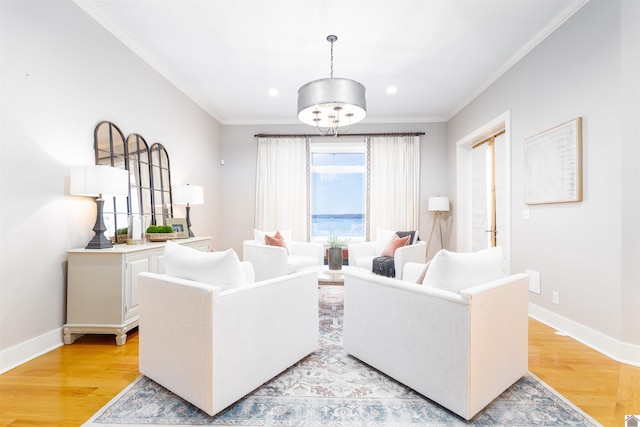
343 248 529 420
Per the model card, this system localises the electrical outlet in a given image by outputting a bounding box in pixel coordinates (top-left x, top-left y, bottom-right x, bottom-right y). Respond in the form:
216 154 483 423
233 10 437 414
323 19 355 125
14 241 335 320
552 291 559 304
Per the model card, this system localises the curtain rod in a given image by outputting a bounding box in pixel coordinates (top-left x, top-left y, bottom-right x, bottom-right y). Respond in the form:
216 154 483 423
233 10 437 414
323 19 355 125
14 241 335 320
254 132 425 138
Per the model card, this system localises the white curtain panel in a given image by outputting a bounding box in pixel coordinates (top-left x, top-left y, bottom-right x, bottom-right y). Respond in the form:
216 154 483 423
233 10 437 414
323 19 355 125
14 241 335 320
255 138 308 240
368 136 420 238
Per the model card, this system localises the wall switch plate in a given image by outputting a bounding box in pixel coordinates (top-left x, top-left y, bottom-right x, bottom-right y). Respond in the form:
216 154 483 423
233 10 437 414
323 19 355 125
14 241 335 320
526 269 541 294
523 209 530 220
553 291 559 304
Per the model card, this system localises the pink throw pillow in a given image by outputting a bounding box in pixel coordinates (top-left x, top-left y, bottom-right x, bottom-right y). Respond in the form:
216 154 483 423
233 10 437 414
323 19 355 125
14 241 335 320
265 230 289 254
380 233 410 257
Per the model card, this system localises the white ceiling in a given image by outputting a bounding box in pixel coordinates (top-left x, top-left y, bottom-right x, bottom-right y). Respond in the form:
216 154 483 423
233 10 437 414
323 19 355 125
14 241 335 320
75 0 587 125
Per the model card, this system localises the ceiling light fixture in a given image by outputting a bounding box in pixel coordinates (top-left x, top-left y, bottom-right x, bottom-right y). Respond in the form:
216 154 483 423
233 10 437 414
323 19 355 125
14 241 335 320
297 35 366 136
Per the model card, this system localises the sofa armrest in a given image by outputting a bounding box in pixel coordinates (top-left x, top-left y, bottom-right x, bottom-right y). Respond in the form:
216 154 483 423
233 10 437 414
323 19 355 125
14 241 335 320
138 272 219 414
347 241 376 266
393 241 426 279
289 241 324 263
240 261 255 283
402 261 429 284
242 240 288 281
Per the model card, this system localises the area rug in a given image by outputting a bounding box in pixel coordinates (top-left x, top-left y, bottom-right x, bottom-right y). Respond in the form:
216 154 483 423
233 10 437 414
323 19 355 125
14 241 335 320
84 286 601 427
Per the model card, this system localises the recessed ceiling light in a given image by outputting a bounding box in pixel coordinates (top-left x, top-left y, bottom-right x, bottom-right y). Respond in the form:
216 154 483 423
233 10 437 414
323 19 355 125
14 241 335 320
386 86 398 95
268 88 279 97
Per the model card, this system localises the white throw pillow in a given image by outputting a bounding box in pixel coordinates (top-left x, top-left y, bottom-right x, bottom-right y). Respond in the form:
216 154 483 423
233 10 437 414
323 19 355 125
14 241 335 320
423 246 504 293
164 241 247 290
253 228 292 245
375 228 396 254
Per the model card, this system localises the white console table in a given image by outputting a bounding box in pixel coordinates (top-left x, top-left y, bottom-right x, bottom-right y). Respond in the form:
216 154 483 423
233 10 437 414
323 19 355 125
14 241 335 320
64 237 211 345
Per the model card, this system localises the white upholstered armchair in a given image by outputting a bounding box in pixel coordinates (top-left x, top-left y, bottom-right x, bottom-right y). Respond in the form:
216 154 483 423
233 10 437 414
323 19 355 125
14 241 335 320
348 227 426 279
343 247 529 420
242 229 324 281
139 241 319 417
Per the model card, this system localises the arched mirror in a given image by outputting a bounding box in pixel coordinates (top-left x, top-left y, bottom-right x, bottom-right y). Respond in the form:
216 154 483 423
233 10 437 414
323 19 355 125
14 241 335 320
150 143 173 225
126 133 153 229
93 121 174 238
94 121 129 240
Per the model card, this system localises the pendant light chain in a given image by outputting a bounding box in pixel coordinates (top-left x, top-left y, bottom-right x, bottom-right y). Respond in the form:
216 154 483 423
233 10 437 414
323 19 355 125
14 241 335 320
330 37 334 78
327 34 337 79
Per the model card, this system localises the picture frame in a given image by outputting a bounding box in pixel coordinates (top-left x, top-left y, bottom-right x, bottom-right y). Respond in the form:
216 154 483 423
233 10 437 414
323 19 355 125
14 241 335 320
165 218 189 239
524 117 582 205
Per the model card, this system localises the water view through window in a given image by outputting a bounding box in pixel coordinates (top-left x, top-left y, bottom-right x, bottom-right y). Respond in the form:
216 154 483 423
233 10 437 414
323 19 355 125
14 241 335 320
311 147 365 240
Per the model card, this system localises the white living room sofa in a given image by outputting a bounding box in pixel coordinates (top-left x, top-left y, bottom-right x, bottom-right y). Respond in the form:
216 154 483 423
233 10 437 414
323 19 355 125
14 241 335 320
343 247 529 420
243 228 324 281
348 227 425 279
138 241 319 416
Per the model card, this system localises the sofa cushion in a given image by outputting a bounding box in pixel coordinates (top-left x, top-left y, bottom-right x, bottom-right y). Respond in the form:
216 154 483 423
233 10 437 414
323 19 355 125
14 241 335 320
164 241 247 290
380 233 411 257
423 246 504 293
287 255 320 274
254 228 292 245
265 230 290 254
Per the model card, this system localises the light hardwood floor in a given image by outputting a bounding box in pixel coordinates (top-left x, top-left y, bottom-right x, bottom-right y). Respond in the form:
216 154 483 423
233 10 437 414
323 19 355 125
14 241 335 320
0 319 638 426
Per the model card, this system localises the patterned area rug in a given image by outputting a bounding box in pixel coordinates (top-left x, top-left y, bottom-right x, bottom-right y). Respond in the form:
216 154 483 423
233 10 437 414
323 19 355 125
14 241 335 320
84 286 601 427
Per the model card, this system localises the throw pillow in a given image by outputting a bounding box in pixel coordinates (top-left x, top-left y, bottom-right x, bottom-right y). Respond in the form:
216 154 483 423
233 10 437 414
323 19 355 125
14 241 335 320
423 246 504 293
375 228 396 254
253 228 292 245
164 241 247 290
380 233 411 257
396 230 417 245
265 230 290 254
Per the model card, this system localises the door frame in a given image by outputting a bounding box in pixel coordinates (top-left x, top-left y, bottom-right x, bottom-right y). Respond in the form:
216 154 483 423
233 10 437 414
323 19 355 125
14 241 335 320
455 111 512 273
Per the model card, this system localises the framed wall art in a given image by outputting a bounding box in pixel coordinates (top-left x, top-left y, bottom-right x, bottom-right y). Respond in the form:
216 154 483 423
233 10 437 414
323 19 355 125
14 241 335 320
524 117 582 205
166 218 189 239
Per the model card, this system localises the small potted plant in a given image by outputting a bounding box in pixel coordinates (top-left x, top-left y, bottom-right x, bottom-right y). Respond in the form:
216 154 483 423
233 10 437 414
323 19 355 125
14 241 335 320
146 225 176 242
327 231 350 270
116 227 128 244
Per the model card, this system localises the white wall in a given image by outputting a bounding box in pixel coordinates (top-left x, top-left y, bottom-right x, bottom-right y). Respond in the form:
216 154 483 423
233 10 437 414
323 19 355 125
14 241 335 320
0 1 221 372
219 122 448 257
447 0 640 363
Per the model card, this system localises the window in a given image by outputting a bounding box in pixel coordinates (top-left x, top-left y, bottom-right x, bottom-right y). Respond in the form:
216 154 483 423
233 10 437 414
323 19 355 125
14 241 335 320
310 141 366 242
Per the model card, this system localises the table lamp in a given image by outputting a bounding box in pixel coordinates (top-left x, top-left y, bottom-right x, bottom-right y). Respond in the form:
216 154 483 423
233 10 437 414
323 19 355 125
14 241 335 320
172 184 204 237
70 165 129 249
426 196 450 257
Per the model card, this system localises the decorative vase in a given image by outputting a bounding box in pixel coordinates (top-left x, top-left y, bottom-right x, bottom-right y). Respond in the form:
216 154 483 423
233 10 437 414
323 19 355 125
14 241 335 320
127 214 146 245
328 247 343 270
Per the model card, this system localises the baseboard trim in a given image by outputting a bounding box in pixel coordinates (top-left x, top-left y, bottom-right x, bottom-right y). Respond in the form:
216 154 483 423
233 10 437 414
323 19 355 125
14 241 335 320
529 303 640 367
0 328 64 374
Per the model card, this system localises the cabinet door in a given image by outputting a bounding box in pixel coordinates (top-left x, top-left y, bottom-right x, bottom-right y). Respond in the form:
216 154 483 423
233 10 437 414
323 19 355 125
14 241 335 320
124 253 151 321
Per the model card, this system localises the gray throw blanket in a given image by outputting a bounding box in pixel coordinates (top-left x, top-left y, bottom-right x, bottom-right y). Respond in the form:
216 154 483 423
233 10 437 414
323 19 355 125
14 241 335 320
371 230 418 278
372 256 396 277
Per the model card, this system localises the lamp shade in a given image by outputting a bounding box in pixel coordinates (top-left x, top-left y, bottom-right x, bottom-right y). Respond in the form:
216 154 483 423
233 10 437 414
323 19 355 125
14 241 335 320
172 184 204 205
428 196 450 212
70 165 129 197
297 77 367 129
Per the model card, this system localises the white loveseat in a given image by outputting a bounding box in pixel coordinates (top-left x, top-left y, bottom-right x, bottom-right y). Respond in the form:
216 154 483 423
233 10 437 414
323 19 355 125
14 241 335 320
348 227 425 279
138 241 319 416
243 229 324 281
343 247 529 420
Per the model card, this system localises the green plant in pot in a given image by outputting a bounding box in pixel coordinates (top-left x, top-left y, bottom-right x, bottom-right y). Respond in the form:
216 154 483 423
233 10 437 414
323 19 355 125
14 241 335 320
327 231 350 270
146 225 176 242
116 227 128 244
